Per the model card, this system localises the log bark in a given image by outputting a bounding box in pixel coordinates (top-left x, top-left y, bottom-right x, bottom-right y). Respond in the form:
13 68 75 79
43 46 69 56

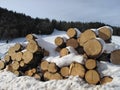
60 66 69 77
85 59 97 70
66 28 81 38
110 49 120 65
83 39 103 58
98 26 112 43
26 34 37 41
69 62 86 78
66 38 79 49
54 37 66 48
85 70 100 85
78 29 96 46
100 76 113 85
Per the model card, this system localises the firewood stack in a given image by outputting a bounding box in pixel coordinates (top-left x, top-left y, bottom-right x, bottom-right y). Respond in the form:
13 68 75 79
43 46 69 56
0 26 117 85
1 34 49 80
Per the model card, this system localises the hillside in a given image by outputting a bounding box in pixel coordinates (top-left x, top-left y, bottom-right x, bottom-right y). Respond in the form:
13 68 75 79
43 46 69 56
0 7 120 40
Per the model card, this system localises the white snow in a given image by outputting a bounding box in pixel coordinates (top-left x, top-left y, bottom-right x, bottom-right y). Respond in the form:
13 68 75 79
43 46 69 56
0 30 120 90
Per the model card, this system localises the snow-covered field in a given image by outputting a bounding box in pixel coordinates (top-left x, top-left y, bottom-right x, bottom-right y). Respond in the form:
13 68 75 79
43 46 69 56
0 30 120 90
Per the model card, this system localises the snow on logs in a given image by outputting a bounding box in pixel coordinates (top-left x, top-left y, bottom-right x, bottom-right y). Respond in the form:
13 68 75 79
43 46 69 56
0 26 116 85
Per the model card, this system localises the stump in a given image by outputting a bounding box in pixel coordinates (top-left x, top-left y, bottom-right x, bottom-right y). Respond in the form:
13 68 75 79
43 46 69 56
69 62 86 78
85 70 100 85
110 49 120 65
98 26 112 42
85 59 97 70
78 29 96 46
100 76 113 85
66 38 79 49
60 67 69 77
83 39 103 58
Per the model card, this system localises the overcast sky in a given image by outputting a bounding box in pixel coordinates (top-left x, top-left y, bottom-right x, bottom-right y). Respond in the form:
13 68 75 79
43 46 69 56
0 0 120 26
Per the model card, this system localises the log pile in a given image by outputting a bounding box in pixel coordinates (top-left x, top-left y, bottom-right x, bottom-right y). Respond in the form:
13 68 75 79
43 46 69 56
0 26 117 85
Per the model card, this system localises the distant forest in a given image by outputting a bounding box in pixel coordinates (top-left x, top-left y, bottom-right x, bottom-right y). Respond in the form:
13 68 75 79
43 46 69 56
0 7 120 40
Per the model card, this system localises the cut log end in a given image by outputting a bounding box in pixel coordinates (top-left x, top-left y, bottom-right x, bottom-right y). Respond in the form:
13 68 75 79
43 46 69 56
100 76 113 85
85 70 100 85
26 34 37 41
55 37 64 46
14 43 22 52
79 29 96 46
4 55 11 63
83 39 102 58
85 59 97 70
22 51 33 64
33 73 41 80
110 50 120 65
98 26 112 41
44 71 52 80
69 62 86 78
66 38 79 49
16 52 23 61
40 60 49 71
19 60 25 67
60 67 69 77
48 62 58 73
67 28 77 38
11 61 20 70
60 48 69 57
50 73 63 80
0 61 5 70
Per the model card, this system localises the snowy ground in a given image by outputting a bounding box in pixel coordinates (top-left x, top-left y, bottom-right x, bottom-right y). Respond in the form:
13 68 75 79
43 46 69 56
0 30 120 90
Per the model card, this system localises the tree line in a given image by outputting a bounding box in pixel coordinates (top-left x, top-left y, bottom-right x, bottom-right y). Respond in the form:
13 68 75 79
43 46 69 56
0 7 120 40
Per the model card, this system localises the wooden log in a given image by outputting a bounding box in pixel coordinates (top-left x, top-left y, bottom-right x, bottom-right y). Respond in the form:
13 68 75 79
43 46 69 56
78 29 96 46
4 55 12 64
60 46 77 57
16 52 23 61
14 43 23 52
43 71 52 80
100 76 113 85
26 40 42 53
110 49 120 65
11 53 17 61
98 26 113 43
40 60 49 71
69 62 86 78
60 66 69 77
85 59 97 69
31 68 37 74
22 51 33 64
66 38 79 49
85 70 100 85
19 60 25 67
66 28 81 38
48 62 58 73
11 61 20 71
50 73 63 80
54 37 66 48
8 46 15 56
33 73 41 80
13 70 22 76
25 69 34 76
0 61 6 70
26 34 37 41
83 39 103 58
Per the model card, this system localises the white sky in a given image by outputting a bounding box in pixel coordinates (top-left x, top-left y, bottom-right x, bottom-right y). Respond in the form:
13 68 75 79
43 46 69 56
0 0 120 26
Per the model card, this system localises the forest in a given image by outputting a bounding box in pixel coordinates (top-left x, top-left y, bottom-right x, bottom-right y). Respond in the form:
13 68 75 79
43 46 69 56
0 7 120 40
